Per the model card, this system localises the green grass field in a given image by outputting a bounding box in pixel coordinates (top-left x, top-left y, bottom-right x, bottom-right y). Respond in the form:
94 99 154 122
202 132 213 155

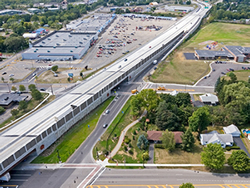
151 22 250 84
32 97 114 163
223 70 250 82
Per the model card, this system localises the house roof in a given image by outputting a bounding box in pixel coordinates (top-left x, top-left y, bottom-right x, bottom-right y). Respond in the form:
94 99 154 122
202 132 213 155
199 93 218 104
147 131 183 143
223 124 240 134
0 94 28 106
201 133 233 145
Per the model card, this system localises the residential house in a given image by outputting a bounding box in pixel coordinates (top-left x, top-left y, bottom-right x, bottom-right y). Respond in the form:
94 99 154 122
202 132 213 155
147 130 183 144
199 93 219 105
223 124 241 137
200 131 233 148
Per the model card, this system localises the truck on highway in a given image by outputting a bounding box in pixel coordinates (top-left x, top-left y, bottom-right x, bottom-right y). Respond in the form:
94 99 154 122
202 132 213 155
153 60 157 65
0 172 11 182
131 89 138 94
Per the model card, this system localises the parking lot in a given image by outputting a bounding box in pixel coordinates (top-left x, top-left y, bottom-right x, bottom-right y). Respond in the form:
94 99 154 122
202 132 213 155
80 15 176 71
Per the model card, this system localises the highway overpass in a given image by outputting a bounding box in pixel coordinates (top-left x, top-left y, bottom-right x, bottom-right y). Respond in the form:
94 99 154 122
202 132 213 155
0 2 210 178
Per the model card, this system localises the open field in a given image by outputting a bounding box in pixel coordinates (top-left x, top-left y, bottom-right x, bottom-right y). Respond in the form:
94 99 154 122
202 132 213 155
93 98 133 161
151 22 250 84
32 97 114 163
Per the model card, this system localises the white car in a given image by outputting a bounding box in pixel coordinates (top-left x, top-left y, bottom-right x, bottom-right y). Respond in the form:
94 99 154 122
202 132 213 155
9 74 14 77
103 124 108 128
105 109 110 114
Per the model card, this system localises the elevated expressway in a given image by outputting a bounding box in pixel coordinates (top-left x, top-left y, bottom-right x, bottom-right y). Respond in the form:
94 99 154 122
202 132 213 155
0 2 210 177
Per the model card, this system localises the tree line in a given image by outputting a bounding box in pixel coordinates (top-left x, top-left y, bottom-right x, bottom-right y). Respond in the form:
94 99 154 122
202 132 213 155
209 0 250 22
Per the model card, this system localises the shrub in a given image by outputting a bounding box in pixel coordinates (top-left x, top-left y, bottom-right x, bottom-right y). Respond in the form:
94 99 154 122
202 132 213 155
0 106 5 115
103 149 109 156
124 146 128 151
132 135 135 140
231 146 240 150
133 130 137 135
155 144 165 149
128 143 132 148
137 127 140 131
124 136 131 144
128 149 133 155
225 146 231 151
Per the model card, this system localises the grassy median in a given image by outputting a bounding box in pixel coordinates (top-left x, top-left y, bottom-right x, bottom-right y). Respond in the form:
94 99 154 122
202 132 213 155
32 96 114 163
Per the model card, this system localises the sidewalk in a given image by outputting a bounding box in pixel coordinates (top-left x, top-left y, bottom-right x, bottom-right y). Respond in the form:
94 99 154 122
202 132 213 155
109 110 147 158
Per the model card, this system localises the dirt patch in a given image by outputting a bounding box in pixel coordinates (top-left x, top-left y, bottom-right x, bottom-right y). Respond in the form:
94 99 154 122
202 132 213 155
118 149 137 159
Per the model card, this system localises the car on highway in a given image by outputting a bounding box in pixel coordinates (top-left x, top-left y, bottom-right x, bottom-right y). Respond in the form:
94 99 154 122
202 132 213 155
221 72 226 75
2 72 6 75
32 73 37 77
124 59 127 62
103 124 108 128
204 76 207 79
40 88 46 91
105 109 110 114
213 69 215 71
9 74 14 77
229 68 234 71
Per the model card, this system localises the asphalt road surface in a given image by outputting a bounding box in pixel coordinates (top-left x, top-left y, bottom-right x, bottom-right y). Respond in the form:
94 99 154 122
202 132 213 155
0 168 94 188
93 168 250 186
196 62 250 86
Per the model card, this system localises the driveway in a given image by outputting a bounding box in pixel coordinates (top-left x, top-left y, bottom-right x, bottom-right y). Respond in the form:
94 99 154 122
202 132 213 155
233 137 250 157
147 143 154 164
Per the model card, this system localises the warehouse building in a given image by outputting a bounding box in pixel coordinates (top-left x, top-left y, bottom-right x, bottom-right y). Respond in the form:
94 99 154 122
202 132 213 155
165 5 194 13
195 46 250 62
22 31 97 60
22 14 116 60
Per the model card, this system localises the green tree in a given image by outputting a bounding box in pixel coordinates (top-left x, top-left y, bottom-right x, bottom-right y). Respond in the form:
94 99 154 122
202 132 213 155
189 106 211 135
228 150 250 172
80 72 83 78
1 77 4 83
137 134 148 150
161 130 175 151
31 89 42 100
228 72 237 83
10 77 14 83
52 65 58 72
139 89 159 113
179 183 194 188
201 143 226 170
130 95 143 117
19 84 26 92
11 86 17 91
142 152 149 161
0 106 5 115
18 101 28 111
28 84 36 91
175 93 191 107
181 128 195 152
155 101 181 131
11 109 19 117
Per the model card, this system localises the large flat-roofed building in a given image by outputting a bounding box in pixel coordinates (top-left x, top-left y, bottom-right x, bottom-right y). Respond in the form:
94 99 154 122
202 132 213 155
22 14 116 60
195 45 250 62
22 31 97 60
165 5 194 13
0 9 23 16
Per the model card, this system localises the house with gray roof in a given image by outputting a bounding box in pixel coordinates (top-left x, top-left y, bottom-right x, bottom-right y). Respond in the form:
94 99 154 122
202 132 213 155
200 131 233 148
199 93 218 105
223 124 241 137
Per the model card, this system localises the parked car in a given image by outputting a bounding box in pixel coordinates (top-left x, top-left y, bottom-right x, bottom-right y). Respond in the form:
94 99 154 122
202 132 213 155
9 74 14 77
229 68 234 71
221 72 226 75
2 72 6 75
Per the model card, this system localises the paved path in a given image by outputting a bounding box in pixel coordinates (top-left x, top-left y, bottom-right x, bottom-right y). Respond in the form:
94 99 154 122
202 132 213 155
109 111 147 158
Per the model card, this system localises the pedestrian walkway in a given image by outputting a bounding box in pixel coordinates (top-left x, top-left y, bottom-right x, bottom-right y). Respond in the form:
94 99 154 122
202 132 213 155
109 110 147 158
